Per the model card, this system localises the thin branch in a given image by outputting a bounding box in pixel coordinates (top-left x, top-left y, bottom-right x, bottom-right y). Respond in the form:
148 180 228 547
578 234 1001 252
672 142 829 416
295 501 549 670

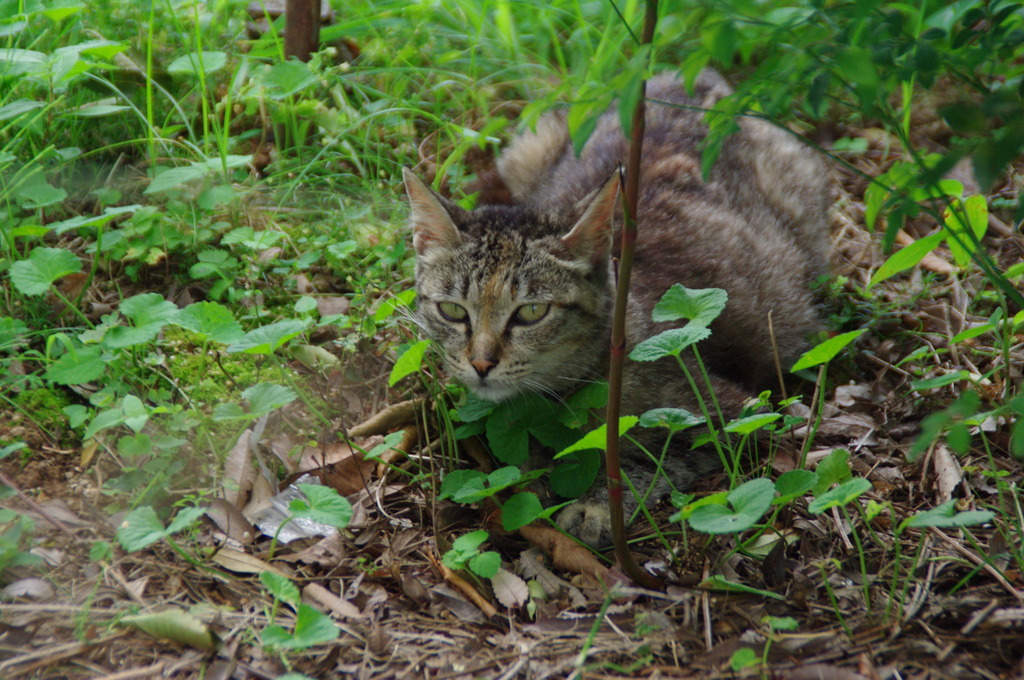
605 0 662 591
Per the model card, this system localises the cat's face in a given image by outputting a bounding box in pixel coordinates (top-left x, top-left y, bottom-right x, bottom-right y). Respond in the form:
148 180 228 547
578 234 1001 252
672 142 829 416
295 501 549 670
404 170 619 402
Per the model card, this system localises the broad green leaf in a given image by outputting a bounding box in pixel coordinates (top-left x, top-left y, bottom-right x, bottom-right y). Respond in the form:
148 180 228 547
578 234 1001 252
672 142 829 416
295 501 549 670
221 226 284 250
688 478 775 534
444 530 491 570
438 470 486 501
9 247 82 296
723 413 781 435
40 1 85 21
813 449 851 495
730 648 760 671
629 325 712 362
260 625 294 648
277 604 339 649
905 500 995 529
122 292 179 326
549 450 601 498
501 492 544 531
774 469 817 504
260 571 301 605
807 477 872 514
146 155 251 194
373 288 417 322
469 551 501 579
243 383 297 415
292 485 352 530
790 329 866 372
227 319 308 354
554 416 638 458
123 608 215 650
49 205 141 235
118 433 152 458
652 285 728 326
943 195 988 267
558 381 609 428
211 403 247 422
173 302 244 344
70 104 131 117
0 99 44 121
456 392 498 422
486 402 531 465
365 430 406 460
257 60 318 99
44 345 105 385
167 50 227 76
115 506 168 552
868 232 944 288
104 293 179 349
121 394 149 432
639 407 705 432
835 46 880 88
389 339 430 386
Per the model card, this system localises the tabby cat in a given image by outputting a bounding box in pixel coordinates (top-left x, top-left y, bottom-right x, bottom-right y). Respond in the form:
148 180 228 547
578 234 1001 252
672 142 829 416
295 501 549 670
404 70 831 546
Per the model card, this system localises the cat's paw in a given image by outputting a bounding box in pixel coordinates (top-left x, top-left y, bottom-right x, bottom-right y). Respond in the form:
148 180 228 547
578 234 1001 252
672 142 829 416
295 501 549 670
556 499 613 548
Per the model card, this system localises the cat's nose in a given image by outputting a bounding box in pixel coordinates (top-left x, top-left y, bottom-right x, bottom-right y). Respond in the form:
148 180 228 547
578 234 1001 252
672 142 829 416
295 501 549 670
470 357 497 377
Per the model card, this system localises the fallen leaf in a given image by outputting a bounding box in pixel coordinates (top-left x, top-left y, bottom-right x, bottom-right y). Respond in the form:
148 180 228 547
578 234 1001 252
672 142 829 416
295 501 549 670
303 582 364 619
492 568 529 609
349 399 422 438
933 443 962 503
205 499 256 544
518 524 609 582
123 608 216 651
222 429 255 508
2 577 54 600
316 296 350 317
209 548 291 577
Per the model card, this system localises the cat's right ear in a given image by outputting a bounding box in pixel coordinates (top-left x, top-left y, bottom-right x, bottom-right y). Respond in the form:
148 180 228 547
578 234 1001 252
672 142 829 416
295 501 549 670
403 168 462 255
560 170 620 266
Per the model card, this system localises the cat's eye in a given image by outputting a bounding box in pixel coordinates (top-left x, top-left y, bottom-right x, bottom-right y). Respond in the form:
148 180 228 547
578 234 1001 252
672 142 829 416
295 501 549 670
513 303 550 325
437 302 469 322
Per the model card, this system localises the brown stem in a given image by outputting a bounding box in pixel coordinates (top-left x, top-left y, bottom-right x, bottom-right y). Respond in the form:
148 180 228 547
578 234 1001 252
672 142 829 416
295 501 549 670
605 0 662 591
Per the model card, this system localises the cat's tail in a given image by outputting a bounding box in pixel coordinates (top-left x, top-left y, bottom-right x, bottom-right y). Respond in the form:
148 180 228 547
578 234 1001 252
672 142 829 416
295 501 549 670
497 110 569 201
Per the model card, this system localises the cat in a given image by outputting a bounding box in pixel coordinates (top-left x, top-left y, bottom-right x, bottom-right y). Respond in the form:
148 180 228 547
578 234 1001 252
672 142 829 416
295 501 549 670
403 70 831 546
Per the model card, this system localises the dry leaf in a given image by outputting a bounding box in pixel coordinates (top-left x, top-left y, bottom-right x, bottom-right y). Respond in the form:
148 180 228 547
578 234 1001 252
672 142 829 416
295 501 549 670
316 296 350 317
303 582 364 619
518 524 609 582
222 429 255 508
492 568 529 609
349 399 422 438
933 444 963 503
209 548 290 577
204 499 256 544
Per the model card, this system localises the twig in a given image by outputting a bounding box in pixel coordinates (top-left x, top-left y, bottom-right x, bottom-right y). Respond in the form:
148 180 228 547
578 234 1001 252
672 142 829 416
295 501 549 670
604 0 663 592
928 527 1024 604
427 551 498 618
0 470 76 538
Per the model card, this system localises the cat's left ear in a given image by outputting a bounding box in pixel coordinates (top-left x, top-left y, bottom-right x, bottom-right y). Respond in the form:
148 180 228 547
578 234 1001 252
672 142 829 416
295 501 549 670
560 170 620 266
403 168 462 255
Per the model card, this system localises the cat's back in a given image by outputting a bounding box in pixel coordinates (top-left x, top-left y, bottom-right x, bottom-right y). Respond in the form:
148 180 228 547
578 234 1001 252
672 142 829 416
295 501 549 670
498 70 832 394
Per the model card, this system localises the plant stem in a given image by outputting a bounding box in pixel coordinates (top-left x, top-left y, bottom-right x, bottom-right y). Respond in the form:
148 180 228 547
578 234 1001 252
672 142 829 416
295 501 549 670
605 0 661 591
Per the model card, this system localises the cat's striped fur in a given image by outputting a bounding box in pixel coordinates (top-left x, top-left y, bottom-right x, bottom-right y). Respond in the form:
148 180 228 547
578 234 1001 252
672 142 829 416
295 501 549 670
405 71 831 546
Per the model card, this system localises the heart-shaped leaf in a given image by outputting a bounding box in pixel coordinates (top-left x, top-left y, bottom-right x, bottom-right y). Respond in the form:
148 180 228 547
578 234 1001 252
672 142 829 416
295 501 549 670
688 478 775 534
652 284 728 325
